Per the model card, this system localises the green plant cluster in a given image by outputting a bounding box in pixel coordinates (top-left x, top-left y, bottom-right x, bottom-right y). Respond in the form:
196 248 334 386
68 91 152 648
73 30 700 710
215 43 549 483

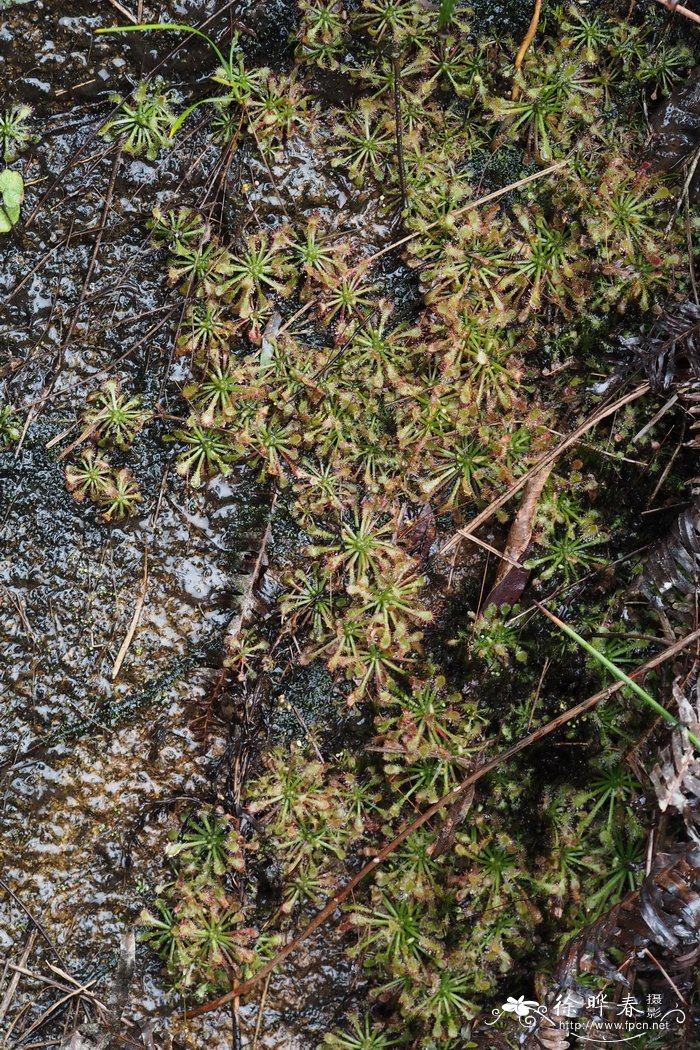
140 811 260 998
145 675 647 1042
0 103 33 162
0 103 31 234
100 80 177 159
0 403 21 449
83 0 698 1041
64 382 150 521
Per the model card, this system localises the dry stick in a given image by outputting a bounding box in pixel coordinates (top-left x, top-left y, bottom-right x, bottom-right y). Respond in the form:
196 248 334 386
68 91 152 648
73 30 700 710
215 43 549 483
112 548 148 680
17 975 102 1043
225 492 278 643
231 978 242 1050
6 220 124 307
686 197 700 305
5 964 97 1001
16 146 124 454
106 0 138 23
647 426 685 507
640 948 688 1005
514 0 542 74
0 930 38 1022
56 421 101 462
440 382 650 556
251 971 272 1050
631 394 677 445
665 143 700 234
467 532 526 569
277 300 314 336
24 308 178 411
654 0 700 25
0 880 67 967
45 425 77 451
184 624 700 1019
429 781 476 860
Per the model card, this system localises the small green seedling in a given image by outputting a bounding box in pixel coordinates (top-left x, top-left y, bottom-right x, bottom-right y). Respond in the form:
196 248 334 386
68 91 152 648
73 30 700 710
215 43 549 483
0 104 33 161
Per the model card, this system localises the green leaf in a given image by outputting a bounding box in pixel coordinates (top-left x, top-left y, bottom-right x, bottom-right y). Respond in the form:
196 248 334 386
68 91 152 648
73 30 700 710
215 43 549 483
0 169 24 233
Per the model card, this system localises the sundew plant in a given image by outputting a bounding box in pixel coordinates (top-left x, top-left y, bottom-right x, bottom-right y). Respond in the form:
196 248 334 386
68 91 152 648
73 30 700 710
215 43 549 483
46 0 700 1046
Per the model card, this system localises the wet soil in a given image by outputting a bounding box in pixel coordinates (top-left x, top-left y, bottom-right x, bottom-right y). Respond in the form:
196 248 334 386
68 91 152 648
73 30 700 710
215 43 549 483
0 0 396 1041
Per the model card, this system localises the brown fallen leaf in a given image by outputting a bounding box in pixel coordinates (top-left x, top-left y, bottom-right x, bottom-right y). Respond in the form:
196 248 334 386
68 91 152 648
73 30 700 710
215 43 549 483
483 463 553 609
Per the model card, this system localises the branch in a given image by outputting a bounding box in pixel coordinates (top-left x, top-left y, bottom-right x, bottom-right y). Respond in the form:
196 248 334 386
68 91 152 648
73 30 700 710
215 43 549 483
654 0 700 26
513 0 542 89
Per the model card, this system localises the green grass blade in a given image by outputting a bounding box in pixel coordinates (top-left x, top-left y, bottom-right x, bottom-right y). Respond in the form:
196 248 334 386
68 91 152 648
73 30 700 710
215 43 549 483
438 0 458 30
539 604 700 750
95 23 225 67
169 95 231 137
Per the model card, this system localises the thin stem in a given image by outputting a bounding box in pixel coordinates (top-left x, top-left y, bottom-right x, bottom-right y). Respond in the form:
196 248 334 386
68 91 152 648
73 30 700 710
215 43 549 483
356 158 568 269
654 0 700 25
95 23 226 67
515 0 542 72
392 54 408 212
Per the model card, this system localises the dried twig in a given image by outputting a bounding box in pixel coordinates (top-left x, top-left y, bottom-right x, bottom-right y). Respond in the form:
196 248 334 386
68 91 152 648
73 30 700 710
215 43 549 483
16 974 102 1043
112 549 148 680
184 624 700 1019
0 880 67 965
654 0 700 25
464 532 525 570
512 0 542 98
391 53 408 212
105 0 138 23
16 146 124 453
357 159 567 269
440 383 650 557
224 493 277 645
0 930 37 1022
251 971 272 1050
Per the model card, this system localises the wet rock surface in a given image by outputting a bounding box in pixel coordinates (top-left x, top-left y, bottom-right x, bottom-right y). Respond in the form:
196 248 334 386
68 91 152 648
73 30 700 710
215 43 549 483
646 64 700 194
